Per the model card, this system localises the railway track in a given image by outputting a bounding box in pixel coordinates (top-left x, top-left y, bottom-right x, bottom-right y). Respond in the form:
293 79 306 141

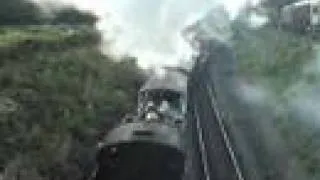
187 77 243 180
185 39 245 180
187 38 295 180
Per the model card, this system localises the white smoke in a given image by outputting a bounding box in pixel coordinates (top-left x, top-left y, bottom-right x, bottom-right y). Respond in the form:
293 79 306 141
284 44 320 126
102 0 215 68
35 0 253 68
236 80 270 104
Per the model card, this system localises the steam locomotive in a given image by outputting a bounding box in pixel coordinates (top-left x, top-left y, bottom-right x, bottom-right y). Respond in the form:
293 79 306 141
92 67 188 180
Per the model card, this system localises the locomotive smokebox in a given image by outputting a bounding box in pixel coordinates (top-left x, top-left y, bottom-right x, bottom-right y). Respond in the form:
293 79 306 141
94 122 185 180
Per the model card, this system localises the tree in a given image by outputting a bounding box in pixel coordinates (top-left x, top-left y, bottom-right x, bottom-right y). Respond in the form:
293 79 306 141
0 0 98 26
259 0 299 26
262 0 299 9
0 28 145 178
0 2 143 179
0 0 44 25
51 7 98 26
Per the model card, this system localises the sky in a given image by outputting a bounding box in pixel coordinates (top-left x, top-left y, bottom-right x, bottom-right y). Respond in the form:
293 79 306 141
36 0 260 68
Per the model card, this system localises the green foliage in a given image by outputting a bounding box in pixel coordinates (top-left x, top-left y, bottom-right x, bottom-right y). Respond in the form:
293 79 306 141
0 27 143 180
232 17 320 178
261 0 299 9
0 0 98 26
233 26 313 93
0 1 145 179
0 0 44 25
51 7 98 26
258 0 300 26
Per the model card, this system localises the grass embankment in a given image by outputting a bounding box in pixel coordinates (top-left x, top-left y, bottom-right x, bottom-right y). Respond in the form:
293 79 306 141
0 26 144 179
233 25 320 178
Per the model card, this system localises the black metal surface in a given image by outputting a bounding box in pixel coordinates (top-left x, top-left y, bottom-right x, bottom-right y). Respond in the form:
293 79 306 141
95 142 185 180
100 122 184 151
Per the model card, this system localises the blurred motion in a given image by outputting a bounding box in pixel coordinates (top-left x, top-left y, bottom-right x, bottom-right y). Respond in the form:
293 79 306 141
2 0 320 180
280 0 320 34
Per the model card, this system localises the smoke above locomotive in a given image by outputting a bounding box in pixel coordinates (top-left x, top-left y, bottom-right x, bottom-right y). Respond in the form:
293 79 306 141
141 67 187 93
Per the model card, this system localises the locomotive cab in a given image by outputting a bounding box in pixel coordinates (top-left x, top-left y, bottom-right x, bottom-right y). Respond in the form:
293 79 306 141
138 88 186 129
